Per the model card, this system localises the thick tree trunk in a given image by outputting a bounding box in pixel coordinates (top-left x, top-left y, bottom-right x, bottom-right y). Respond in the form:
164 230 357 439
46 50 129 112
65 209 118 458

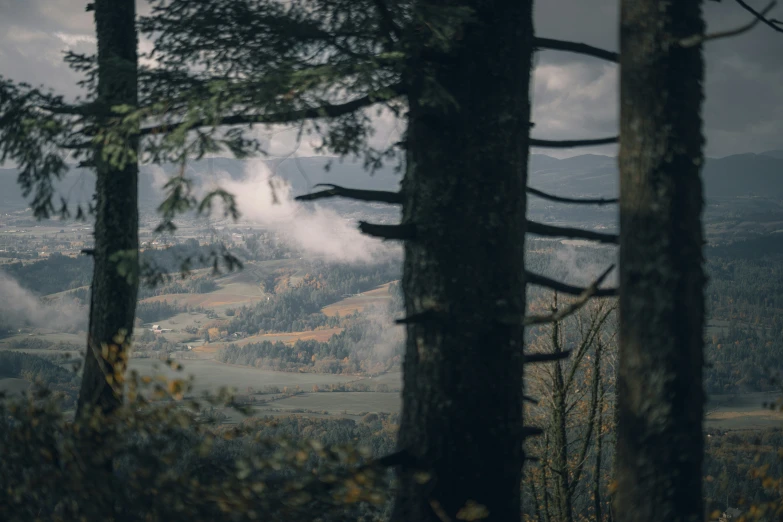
614 1 706 522
77 0 139 417
391 1 533 521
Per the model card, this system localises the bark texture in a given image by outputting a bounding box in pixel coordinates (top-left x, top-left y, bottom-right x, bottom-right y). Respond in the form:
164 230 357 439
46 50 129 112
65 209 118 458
77 0 139 416
391 1 533 521
614 1 706 521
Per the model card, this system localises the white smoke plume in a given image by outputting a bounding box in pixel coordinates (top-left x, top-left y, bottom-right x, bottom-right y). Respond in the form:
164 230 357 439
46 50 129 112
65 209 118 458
208 158 401 264
0 272 87 332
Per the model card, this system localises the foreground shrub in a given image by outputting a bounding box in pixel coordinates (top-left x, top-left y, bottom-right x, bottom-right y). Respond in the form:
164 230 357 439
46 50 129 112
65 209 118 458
0 369 394 522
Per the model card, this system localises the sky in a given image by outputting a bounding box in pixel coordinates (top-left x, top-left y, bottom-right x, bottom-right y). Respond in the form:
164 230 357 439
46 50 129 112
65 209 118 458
0 0 781 159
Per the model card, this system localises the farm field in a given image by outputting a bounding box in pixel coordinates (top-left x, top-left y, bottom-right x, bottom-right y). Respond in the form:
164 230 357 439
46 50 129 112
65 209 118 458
0 332 84 347
0 377 31 395
321 282 395 317
128 358 357 396
258 391 401 416
705 392 783 430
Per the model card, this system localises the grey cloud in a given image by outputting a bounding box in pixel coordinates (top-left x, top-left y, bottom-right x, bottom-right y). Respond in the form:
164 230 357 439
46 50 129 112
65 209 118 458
0 0 780 159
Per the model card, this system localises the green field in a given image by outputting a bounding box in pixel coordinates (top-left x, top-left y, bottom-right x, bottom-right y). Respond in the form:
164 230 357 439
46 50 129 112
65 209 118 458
705 392 783 430
0 377 32 395
259 391 400 416
128 358 357 395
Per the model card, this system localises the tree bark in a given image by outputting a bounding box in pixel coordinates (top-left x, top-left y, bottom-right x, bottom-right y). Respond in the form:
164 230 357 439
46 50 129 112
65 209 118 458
614 1 706 521
390 1 533 520
76 0 139 417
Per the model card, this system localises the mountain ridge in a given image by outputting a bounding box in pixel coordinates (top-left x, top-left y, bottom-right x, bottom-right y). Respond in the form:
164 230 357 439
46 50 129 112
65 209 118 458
1 152 781 209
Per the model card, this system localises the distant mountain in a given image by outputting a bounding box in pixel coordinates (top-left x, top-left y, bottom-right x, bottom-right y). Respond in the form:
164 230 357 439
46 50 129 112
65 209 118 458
527 152 783 200
0 156 403 210
1 151 781 210
760 149 783 159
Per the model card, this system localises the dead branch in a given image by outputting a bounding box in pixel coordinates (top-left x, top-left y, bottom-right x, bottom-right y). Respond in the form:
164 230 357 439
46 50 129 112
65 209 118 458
527 221 619 244
395 309 447 325
358 221 416 240
731 0 783 34
534 37 619 63
524 266 615 325
295 184 403 204
526 270 617 297
681 1 778 47
507 265 615 327
530 136 618 148
527 186 618 206
525 350 573 364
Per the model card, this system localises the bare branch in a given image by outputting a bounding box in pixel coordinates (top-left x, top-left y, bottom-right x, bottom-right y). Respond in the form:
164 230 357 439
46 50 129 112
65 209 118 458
681 1 778 47
522 426 545 438
525 350 573 363
526 270 617 297
295 184 403 204
395 309 446 325
524 395 539 405
521 265 615 326
534 37 619 63
358 221 415 240
139 84 404 136
530 136 618 149
730 0 783 34
527 220 619 244
527 186 618 206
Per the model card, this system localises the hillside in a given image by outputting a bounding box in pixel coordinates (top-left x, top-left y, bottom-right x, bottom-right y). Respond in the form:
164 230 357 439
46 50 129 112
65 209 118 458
2 152 781 210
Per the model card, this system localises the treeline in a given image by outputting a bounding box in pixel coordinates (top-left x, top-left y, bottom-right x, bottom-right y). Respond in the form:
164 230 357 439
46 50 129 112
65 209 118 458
704 324 783 394
135 300 198 324
4 241 234 296
3 253 92 295
226 261 400 336
704 428 783 516
0 351 79 408
218 307 403 375
137 275 218 300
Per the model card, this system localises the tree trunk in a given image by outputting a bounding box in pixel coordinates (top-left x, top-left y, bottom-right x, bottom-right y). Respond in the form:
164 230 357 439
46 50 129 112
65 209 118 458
614 1 706 521
77 0 139 417
391 1 533 520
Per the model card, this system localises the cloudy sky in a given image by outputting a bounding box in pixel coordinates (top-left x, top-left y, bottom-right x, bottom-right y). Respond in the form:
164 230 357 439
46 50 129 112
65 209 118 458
1 0 781 159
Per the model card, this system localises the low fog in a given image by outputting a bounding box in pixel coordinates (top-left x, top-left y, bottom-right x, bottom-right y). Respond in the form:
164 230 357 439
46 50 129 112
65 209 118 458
0 271 87 332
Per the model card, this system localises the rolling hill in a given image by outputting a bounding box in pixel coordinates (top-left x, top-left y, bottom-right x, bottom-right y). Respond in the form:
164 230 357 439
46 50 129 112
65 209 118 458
1 151 781 210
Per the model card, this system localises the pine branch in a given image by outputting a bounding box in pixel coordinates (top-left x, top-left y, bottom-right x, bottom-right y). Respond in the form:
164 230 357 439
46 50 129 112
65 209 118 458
372 0 403 42
527 220 619 244
527 186 618 206
295 184 403 204
681 0 778 47
526 270 617 297
139 84 404 136
520 265 615 326
530 136 618 148
358 221 416 240
534 37 619 63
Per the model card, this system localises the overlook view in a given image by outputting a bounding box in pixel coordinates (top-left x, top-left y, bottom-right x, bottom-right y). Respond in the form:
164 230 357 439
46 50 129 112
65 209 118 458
0 0 782 521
